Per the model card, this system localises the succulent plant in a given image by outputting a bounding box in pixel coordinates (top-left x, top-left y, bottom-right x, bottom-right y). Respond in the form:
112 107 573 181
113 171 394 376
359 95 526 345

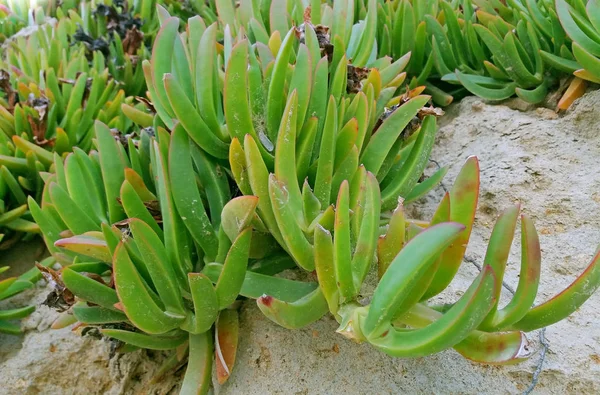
555 0 600 83
248 156 600 363
3 1 599 392
28 121 288 392
367 0 599 106
0 0 78 22
0 3 27 43
1 1 150 97
0 256 54 334
0 66 133 247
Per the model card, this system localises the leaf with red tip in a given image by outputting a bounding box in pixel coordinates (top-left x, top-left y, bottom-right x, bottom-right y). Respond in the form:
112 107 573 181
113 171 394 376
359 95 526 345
51 312 78 329
54 234 112 262
378 202 406 279
482 212 542 331
215 310 239 385
398 304 532 364
257 287 329 329
511 247 600 332
479 205 520 313
454 330 532 365
422 157 480 300
368 265 497 357
363 222 466 339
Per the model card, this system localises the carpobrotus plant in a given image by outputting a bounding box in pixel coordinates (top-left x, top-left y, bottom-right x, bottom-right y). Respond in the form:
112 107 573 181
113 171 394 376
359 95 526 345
3 0 599 393
0 257 53 334
30 122 271 391
306 157 600 362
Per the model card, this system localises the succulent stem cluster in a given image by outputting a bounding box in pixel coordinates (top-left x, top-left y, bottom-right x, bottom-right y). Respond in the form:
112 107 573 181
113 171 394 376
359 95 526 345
0 1 599 394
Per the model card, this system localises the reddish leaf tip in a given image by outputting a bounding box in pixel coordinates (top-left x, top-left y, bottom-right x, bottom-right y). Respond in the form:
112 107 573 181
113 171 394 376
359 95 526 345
258 295 274 307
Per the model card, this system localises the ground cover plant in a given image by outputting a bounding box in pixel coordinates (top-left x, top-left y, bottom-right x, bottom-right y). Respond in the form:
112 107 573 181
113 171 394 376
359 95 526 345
1 0 599 394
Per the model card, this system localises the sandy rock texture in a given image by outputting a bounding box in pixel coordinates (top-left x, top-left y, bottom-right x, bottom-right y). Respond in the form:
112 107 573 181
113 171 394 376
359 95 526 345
1 90 599 395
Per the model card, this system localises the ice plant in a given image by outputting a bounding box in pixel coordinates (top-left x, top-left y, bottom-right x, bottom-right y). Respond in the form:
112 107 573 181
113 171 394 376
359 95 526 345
0 66 132 246
1 1 149 97
0 257 54 334
3 0 600 391
0 3 27 43
555 0 600 83
251 157 600 363
29 121 271 392
140 9 445 268
368 0 597 105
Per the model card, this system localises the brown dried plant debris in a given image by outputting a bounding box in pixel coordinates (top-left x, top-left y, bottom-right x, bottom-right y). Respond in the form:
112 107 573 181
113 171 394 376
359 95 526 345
122 26 144 56
26 94 53 147
347 65 370 94
36 263 75 312
94 1 142 39
374 88 445 141
0 69 17 111
296 11 334 61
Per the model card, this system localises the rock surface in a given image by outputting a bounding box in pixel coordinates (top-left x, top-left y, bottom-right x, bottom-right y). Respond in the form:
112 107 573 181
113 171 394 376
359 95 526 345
1 90 600 395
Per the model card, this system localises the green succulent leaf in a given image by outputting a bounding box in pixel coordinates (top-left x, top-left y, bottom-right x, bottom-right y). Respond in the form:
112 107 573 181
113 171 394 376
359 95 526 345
215 228 252 309
101 328 188 350
180 332 213 395
257 287 329 329
363 222 466 339
113 243 184 334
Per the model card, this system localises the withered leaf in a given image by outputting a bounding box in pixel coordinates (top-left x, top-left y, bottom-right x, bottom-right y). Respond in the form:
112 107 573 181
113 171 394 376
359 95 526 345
135 96 155 113
347 65 370 94
417 105 445 119
122 26 144 56
0 69 17 111
315 25 334 60
26 93 53 146
36 263 75 312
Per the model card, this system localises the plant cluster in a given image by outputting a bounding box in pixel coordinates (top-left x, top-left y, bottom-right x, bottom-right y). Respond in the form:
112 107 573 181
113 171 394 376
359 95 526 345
0 257 54 334
369 0 600 105
0 1 599 394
